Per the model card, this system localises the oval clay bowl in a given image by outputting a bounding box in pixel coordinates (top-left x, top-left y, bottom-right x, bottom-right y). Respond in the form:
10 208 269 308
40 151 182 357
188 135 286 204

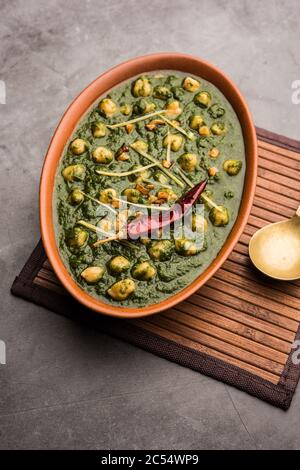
40 52 257 318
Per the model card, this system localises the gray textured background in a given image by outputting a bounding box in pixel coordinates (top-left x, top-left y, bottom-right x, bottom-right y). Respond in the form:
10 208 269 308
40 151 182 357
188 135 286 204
1 0 300 450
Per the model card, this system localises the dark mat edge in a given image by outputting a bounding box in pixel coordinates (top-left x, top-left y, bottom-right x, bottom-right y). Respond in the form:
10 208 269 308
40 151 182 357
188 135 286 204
255 126 300 152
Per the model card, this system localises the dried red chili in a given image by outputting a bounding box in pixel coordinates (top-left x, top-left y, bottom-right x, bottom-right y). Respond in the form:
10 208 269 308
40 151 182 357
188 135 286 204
127 179 207 239
92 180 207 247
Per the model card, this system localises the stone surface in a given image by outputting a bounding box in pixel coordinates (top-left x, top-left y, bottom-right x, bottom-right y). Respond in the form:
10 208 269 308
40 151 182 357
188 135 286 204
0 0 300 450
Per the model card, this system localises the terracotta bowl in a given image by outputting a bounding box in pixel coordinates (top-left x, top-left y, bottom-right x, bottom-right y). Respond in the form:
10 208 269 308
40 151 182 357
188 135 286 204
40 52 257 318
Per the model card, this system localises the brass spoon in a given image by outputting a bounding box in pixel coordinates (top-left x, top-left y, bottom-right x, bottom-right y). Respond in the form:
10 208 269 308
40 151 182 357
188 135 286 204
249 206 300 280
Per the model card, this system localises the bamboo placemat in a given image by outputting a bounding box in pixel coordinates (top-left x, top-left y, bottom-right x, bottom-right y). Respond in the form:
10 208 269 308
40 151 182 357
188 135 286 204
11 128 300 409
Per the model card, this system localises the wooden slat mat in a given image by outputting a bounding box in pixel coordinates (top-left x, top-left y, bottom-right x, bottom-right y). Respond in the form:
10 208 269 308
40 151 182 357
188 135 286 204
11 128 300 409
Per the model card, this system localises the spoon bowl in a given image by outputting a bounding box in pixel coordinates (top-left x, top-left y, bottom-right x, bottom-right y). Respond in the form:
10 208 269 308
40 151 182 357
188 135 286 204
249 207 300 280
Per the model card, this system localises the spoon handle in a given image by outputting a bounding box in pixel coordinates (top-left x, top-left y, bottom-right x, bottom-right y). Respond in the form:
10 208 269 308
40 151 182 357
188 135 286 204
296 206 300 217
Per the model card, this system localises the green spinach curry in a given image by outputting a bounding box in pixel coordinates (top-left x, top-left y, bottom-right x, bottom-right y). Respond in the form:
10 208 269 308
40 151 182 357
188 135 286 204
55 72 245 307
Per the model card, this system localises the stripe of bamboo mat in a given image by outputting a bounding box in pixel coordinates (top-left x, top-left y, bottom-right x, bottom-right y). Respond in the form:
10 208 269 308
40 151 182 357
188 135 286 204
33 138 300 385
133 318 280 384
138 315 284 378
259 156 300 182
257 176 299 201
258 140 300 162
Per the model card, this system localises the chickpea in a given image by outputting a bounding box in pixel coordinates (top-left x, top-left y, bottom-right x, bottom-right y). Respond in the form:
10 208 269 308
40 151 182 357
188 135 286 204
133 99 156 115
174 238 200 256
62 164 86 182
164 100 182 118
120 103 133 116
91 122 107 138
163 133 184 152
108 255 130 275
99 188 118 206
195 91 212 108
92 146 113 164
171 86 185 100
148 240 173 261
69 138 88 155
209 206 229 226
182 76 201 92
192 214 208 232
208 104 225 118
99 217 113 233
69 188 84 205
148 195 158 204
211 122 226 135
132 76 152 97
98 98 117 118
189 115 204 130
81 266 105 284
144 101 156 113
122 188 141 203
131 261 156 281
153 85 172 100
131 140 148 154
67 227 88 249
178 153 198 172
223 159 242 176
107 278 135 301
99 211 127 236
